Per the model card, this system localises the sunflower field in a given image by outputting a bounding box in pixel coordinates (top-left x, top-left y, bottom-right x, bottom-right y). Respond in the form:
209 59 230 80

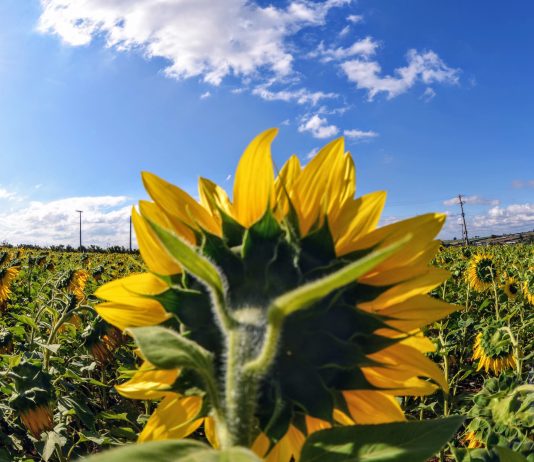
0 132 532 462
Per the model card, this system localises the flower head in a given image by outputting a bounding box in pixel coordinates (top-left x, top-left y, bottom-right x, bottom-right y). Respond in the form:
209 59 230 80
95 130 456 456
503 277 519 300
472 328 515 375
0 266 20 310
467 254 497 292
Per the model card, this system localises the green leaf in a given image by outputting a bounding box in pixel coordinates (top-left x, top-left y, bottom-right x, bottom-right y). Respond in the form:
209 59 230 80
269 234 412 323
82 440 262 462
300 416 465 462
128 326 213 373
147 219 225 299
495 447 529 462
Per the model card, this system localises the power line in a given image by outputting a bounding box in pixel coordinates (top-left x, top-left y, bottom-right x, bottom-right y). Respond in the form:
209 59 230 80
458 195 470 246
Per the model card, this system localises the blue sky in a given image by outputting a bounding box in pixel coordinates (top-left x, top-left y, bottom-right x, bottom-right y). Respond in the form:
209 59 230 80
0 0 533 247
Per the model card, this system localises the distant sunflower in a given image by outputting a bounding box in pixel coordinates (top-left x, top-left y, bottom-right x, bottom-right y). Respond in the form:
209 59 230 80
462 431 484 449
503 277 519 300
467 254 497 291
523 273 534 305
95 129 457 457
473 328 515 375
0 266 20 311
66 269 89 302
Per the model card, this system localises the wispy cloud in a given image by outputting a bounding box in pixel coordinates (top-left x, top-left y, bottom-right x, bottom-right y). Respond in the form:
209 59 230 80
200 91 211 99
252 85 338 105
342 49 459 100
443 195 500 207
344 128 378 140
298 114 339 138
512 179 534 189
308 37 379 62
347 14 363 24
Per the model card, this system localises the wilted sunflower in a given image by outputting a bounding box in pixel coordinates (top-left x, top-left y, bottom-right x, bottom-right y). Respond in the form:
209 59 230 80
467 254 497 292
503 277 519 300
95 129 456 458
473 328 515 375
0 266 20 311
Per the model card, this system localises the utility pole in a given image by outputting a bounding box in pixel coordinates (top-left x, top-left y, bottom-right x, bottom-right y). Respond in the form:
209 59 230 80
129 215 132 251
75 210 83 250
458 195 469 246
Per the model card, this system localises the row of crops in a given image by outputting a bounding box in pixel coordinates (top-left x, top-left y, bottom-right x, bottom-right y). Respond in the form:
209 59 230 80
0 244 532 461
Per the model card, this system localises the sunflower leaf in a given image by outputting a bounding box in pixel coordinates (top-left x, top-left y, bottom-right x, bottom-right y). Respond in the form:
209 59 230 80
269 233 412 323
128 326 213 373
80 440 262 461
300 416 465 462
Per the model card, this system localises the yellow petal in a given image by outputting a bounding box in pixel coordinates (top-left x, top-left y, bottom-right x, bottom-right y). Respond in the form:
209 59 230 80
142 171 220 235
115 362 179 400
138 395 203 442
132 208 182 275
265 425 305 462
233 128 277 228
358 268 450 311
140 200 195 244
198 177 234 221
368 295 458 332
369 342 448 391
305 415 331 434
204 416 219 448
95 273 168 306
274 155 301 221
251 432 271 458
327 152 356 222
95 301 172 332
333 191 387 254
343 390 405 424
292 137 345 235
362 367 439 396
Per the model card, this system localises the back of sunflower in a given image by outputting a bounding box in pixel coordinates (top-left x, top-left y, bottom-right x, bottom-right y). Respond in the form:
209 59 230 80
88 129 464 461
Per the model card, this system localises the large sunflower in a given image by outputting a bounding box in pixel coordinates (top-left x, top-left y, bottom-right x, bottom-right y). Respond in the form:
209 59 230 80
0 266 20 311
467 254 497 292
95 129 456 458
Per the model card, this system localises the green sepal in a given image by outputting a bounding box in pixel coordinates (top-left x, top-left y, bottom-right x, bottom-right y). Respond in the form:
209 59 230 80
299 219 336 273
219 209 245 247
269 234 411 323
278 356 334 422
81 440 262 462
128 326 214 373
299 416 465 462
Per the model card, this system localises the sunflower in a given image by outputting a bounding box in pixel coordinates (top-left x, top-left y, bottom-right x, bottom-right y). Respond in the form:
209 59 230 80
9 361 54 438
67 269 89 302
472 328 515 375
462 431 484 449
503 277 519 300
0 266 20 311
523 272 534 305
467 254 497 291
95 129 456 457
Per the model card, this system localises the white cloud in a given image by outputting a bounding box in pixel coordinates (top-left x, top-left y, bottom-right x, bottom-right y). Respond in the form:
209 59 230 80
309 37 379 62
347 14 363 23
344 128 378 140
306 147 320 159
0 195 133 247
0 187 17 201
342 49 459 100
443 195 500 207
298 114 339 138
443 203 534 237
200 91 211 99
38 0 349 86
252 85 338 105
